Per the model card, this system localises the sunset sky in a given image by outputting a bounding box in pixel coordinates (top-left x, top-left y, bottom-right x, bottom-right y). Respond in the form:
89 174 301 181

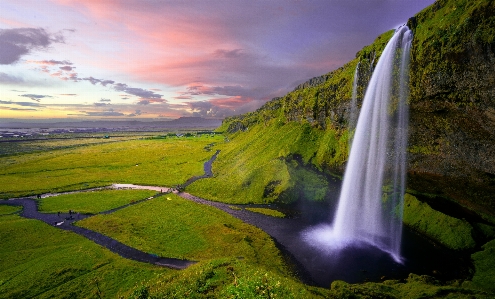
0 0 435 121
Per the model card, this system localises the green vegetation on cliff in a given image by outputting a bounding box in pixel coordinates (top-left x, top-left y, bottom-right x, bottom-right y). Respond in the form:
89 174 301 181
189 121 344 204
402 193 476 250
466 239 495 292
407 0 495 217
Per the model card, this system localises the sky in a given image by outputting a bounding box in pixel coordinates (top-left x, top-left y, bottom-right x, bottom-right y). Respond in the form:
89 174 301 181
0 0 435 121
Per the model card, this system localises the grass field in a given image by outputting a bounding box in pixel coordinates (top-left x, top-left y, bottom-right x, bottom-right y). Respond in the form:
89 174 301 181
0 205 21 215
0 133 146 156
38 189 158 214
0 134 223 199
77 193 286 267
0 213 165 299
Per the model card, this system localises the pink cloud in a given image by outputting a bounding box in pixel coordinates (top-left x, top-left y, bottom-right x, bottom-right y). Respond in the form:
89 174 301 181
209 96 251 109
136 98 166 105
28 60 72 66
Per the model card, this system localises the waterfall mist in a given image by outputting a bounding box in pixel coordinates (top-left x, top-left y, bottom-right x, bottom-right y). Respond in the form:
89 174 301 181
303 26 412 263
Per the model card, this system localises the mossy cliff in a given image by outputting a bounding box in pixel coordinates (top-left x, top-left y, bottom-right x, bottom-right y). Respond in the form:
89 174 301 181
214 0 495 223
407 0 495 220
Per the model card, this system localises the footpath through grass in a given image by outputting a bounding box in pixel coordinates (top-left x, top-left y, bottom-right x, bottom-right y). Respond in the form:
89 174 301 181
0 135 223 199
39 189 157 214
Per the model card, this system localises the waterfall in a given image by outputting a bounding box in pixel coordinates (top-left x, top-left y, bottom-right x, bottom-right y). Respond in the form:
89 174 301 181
303 26 412 263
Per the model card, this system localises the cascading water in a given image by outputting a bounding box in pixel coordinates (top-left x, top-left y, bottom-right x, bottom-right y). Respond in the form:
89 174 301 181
303 26 412 263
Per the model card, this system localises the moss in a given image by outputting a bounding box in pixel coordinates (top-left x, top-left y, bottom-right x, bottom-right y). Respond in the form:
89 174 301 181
403 194 476 250
245 207 285 218
326 274 491 298
464 239 495 293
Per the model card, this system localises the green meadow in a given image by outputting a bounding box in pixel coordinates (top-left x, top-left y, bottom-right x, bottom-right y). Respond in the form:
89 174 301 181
0 134 142 157
76 193 286 264
0 134 224 199
0 205 21 215
0 213 165 299
39 189 157 214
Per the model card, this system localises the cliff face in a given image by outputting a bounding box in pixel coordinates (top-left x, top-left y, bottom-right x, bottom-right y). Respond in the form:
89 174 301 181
221 0 495 219
407 0 495 216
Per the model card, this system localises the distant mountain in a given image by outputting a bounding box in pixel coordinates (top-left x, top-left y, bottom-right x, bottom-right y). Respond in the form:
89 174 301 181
0 117 222 129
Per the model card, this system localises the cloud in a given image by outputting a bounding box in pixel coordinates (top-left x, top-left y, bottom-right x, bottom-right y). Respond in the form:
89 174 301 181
137 98 165 105
60 93 77 96
100 98 111 102
174 95 193 100
0 72 24 84
127 109 142 117
185 85 253 97
28 59 72 65
59 65 74 71
7 107 38 111
113 83 163 99
80 109 125 117
186 100 232 118
0 100 42 107
94 102 110 107
185 96 266 118
82 76 103 85
0 28 65 65
78 76 165 102
19 94 52 102
213 49 245 59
